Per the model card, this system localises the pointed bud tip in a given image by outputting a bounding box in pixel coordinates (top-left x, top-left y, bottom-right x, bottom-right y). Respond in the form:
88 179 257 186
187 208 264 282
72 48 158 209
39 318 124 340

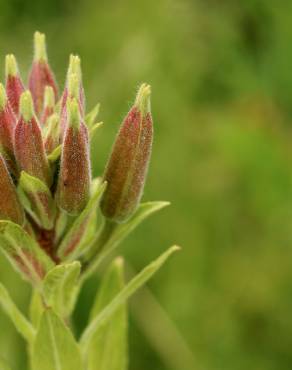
19 91 35 121
34 31 47 61
44 86 55 108
0 84 7 110
67 73 80 99
114 256 125 268
46 113 59 131
67 98 80 129
5 54 18 77
68 54 81 77
135 83 151 116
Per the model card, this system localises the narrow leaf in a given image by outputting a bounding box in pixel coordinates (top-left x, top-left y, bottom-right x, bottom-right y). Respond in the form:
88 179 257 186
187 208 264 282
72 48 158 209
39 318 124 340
32 309 82 370
89 121 103 141
82 201 170 281
0 221 55 286
85 103 100 128
57 179 106 261
0 282 35 344
80 245 179 351
18 171 56 230
42 261 81 317
87 257 127 370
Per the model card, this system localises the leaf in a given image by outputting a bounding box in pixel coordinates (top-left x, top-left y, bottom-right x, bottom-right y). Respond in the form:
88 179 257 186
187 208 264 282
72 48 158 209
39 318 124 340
89 121 103 140
29 290 44 328
82 201 170 281
87 257 127 370
47 145 61 163
57 179 106 261
80 245 180 352
32 309 82 370
18 171 56 230
0 221 55 286
0 282 35 344
43 262 81 318
86 103 100 128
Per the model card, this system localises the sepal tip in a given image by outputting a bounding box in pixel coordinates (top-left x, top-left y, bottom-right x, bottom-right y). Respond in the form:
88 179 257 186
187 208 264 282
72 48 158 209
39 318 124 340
19 91 35 121
34 31 47 61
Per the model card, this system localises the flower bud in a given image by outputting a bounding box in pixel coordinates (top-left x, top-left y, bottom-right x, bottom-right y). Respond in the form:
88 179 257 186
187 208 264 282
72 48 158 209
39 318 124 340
100 83 153 223
0 84 17 173
40 85 55 125
5 54 25 115
56 98 91 215
61 55 85 112
14 91 52 186
28 32 58 115
0 155 24 225
43 113 60 154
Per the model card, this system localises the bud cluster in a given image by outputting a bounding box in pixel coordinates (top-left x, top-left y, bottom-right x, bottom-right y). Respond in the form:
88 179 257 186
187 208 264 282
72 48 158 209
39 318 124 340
0 32 153 276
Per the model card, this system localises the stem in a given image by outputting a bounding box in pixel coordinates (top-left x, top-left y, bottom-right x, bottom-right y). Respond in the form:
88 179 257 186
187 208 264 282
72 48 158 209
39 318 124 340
81 218 117 274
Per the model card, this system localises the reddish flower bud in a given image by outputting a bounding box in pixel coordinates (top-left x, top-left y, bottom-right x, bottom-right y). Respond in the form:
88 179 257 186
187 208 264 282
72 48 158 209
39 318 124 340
28 32 58 115
0 84 17 173
56 98 91 215
0 155 24 225
100 83 153 223
5 54 25 115
40 86 55 125
14 91 52 186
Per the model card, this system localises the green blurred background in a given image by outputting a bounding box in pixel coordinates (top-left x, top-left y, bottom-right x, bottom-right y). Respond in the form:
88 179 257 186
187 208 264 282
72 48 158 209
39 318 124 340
1 0 292 369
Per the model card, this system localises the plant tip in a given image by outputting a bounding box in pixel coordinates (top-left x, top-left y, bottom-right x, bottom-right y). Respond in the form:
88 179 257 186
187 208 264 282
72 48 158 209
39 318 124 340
34 31 47 61
135 83 151 116
5 54 18 77
19 91 34 121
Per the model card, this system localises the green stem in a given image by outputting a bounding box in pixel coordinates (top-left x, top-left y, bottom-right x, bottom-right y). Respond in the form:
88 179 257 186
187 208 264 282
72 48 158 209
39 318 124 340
81 218 117 275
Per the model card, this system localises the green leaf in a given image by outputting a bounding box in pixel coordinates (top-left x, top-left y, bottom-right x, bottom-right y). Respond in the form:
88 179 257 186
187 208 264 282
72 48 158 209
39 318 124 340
89 122 103 141
47 145 61 163
87 257 127 370
32 309 82 370
0 282 35 344
29 291 44 328
82 201 170 281
18 171 56 230
80 245 179 352
86 103 100 128
42 261 81 318
57 179 106 261
0 221 55 286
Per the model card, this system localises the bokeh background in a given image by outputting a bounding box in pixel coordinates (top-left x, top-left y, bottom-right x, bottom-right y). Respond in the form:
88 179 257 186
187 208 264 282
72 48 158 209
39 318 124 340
0 0 292 369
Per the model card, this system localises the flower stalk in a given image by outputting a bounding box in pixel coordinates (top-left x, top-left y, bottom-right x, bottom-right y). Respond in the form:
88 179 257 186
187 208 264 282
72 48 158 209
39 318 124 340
0 32 177 370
